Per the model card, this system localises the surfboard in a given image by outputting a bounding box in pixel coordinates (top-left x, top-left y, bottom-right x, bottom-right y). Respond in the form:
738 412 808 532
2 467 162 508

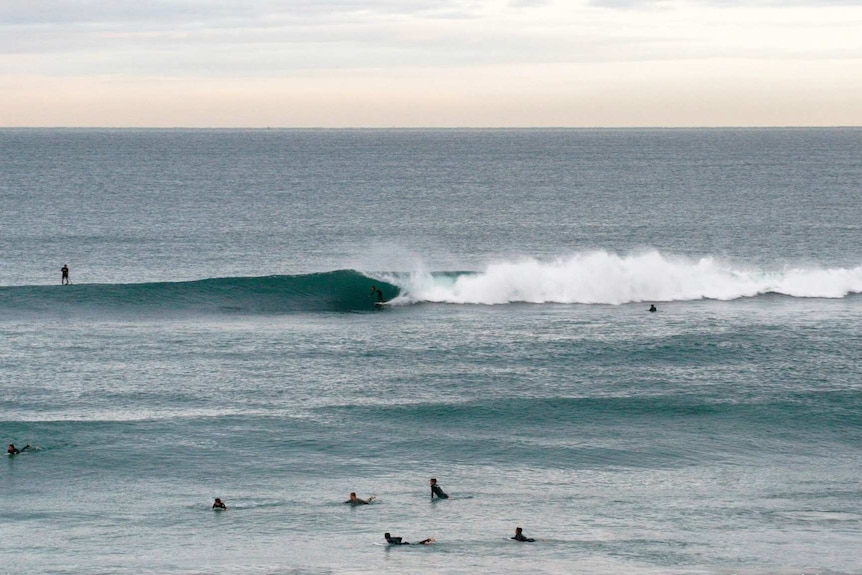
374 539 436 546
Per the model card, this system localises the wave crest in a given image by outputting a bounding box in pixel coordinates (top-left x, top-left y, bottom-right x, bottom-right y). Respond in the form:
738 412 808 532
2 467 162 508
382 251 862 305
2 251 859 317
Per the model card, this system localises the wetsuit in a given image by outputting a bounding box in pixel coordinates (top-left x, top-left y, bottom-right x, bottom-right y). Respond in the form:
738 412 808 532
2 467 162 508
386 536 432 545
512 533 535 542
431 484 448 499
345 498 370 505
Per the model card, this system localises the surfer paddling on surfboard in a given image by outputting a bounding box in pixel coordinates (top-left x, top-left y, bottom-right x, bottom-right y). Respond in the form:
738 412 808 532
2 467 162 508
385 532 435 545
212 498 228 510
345 492 375 505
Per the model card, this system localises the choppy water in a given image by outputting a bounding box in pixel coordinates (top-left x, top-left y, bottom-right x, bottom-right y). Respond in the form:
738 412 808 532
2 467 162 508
1 128 860 574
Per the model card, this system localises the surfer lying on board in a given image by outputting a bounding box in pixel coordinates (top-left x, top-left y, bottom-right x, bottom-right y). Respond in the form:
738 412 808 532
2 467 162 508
430 478 448 499
511 527 535 542
370 286 384 303
7 443 29 455
345 492 375 505
385 532 434 545
212 498 228 510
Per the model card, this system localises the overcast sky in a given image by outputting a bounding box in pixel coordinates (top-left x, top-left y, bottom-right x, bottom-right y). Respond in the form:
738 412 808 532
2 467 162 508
1 0 860 127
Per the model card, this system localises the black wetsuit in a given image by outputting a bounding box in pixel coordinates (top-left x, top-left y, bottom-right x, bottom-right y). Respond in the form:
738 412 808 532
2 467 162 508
212 502 226 509
431 484 448 499
512 533 535 542
345 498 369 505
386 536 432 545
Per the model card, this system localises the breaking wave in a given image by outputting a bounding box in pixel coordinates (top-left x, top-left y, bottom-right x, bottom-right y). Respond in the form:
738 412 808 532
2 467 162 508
1 251 859 317
380 250 862 305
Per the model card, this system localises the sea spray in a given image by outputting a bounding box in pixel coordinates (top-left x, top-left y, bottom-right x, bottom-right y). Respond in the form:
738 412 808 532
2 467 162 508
382 251 862 305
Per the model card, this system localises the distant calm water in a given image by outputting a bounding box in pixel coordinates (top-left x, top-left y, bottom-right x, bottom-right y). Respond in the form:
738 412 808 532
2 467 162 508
1 128 860 575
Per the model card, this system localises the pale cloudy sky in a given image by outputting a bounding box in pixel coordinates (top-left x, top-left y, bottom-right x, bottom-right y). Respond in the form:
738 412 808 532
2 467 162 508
1 0 860 127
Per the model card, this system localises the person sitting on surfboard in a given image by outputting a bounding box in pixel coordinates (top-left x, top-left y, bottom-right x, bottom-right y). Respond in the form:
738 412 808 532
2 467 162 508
649 304 657 312
430 478 448 499
385 532 434 545
511 527 535 542
345 492 375 505
212 498 228 510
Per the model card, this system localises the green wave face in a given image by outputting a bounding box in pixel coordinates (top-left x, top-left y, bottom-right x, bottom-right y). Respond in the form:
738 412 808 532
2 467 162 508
0 271 400 317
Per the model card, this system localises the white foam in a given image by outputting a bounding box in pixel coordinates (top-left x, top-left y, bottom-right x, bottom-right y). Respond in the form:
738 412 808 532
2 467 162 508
380 251 862 305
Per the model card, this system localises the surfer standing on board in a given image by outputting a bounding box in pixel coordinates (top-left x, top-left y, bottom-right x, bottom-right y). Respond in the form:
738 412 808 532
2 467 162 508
61 264 70 285
370 286 384 303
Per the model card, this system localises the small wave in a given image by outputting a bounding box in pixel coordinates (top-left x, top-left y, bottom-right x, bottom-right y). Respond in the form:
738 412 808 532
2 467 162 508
380 250 862 305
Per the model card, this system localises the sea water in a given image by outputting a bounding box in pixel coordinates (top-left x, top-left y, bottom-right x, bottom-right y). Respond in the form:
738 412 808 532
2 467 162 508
0 128 860 575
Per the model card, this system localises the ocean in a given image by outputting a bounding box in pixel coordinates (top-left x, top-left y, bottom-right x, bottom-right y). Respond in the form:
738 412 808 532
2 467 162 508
1 128 860 575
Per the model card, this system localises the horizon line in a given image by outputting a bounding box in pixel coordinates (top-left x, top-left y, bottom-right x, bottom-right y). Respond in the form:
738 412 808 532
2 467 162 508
1 125 860 131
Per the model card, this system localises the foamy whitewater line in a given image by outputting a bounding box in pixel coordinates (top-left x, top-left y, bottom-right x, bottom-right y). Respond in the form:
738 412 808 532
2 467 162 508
377 251 862 305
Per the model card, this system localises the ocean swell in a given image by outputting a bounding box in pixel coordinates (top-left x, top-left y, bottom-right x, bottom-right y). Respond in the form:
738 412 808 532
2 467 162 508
2 251 860 318
0 271 397 316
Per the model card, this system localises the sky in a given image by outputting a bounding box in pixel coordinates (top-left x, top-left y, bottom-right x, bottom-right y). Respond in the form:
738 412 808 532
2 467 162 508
0 0 860 127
